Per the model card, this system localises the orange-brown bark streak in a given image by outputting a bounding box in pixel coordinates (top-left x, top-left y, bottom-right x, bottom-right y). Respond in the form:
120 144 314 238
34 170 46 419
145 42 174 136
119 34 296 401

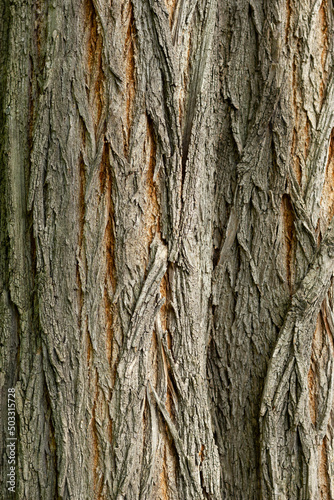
291 52 312 187
158 447 169 500
145 117 161 247
86 330 102 496
308 364 317 426
124 2 135 158
199 444 205 463
308 312 332 500
281 194 295 294
155 432 178 499
318 0 329 107
320 129 334 226
100 144 116 374
143 92 178 500
160 274 168 333
85 0 104 130
165 0 178 27
285 0 292 46
319 438 330 499
320 300 334 499
100 144 117 498
84 2 111 496
310 318 333 500
291 54 301 185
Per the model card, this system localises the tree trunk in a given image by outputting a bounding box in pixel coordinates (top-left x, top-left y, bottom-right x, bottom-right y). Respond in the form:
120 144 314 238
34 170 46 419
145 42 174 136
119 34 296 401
1 0 334 498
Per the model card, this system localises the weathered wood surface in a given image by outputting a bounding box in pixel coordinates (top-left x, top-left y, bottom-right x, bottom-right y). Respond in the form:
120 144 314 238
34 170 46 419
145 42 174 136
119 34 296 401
1 0 334 498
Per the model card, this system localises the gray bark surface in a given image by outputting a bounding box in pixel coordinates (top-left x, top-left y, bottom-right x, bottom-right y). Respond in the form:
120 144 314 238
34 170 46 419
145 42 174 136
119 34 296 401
1 0 334 499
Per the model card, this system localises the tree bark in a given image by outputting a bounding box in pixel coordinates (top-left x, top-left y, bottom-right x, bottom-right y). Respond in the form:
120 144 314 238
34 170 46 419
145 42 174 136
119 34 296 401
1 0 334 498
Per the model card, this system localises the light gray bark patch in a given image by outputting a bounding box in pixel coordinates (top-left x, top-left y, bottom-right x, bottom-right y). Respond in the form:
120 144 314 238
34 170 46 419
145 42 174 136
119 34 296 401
260 217 334 499
111 236 167 499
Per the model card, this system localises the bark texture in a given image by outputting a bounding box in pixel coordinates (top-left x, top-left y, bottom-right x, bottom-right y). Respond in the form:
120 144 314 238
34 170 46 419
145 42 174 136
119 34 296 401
1 0 334 499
